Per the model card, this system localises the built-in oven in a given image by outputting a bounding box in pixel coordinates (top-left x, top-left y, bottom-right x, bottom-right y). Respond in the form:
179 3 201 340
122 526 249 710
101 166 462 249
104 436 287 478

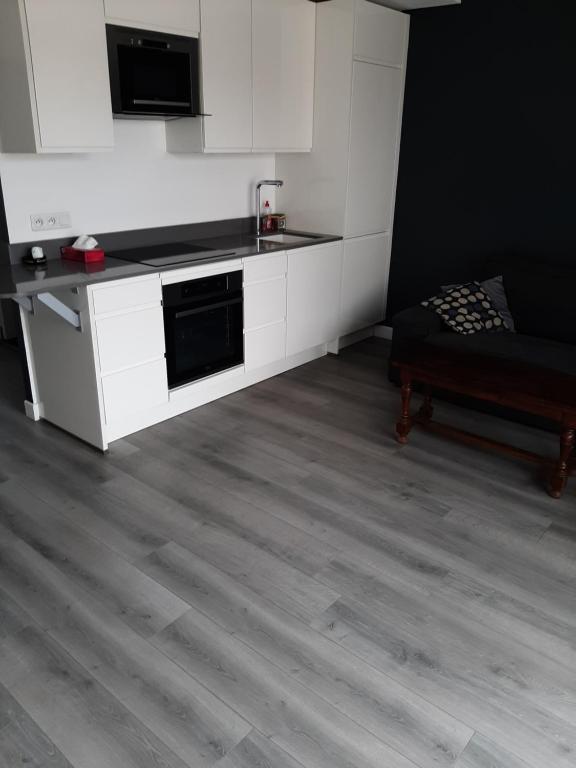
106 25 201 118
162 271 244 389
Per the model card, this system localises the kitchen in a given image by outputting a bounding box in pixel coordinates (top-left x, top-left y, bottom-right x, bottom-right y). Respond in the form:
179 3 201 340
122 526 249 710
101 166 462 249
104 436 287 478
0 0 413 450
4 5 569 768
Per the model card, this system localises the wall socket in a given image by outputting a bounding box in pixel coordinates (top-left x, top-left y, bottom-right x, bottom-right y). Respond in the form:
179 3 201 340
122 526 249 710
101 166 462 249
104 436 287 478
30 212 72 232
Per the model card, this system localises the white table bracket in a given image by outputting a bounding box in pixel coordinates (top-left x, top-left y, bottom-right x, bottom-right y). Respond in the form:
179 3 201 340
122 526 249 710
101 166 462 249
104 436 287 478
12 295 34 314
13 292 83 332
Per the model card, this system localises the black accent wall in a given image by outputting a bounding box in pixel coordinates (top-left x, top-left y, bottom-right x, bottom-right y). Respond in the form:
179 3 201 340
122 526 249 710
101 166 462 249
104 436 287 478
387 0 576 320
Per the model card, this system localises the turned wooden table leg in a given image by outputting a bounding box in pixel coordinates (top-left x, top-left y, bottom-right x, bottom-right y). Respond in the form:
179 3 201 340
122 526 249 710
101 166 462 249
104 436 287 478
395 372 413 444
548 427 575 499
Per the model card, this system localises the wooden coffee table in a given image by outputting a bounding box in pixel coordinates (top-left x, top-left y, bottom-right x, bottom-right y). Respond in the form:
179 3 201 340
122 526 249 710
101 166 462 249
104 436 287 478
391 341 576 498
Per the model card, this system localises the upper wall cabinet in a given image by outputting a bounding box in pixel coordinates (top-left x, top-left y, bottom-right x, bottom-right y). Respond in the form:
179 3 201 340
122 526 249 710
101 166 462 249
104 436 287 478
104 0 200 36
200 0 253 152
167 0 315 154
0 0 114 154
252 0 316 152
353 0 408 66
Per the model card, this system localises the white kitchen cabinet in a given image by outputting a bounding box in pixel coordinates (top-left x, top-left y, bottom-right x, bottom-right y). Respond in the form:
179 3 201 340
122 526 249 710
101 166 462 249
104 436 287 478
277 0 408 342
245 323 286 372
286 241 343 356
277 0 408 235
95 307 166 375
244 252 287 284
345 61 404 238
104 0 200 36
90 274 168 427
243 252 287 370
0 0 114 153
200 0 253 151
339 232 391 336
91 275 161 316
252 0 316 152
354 0 408 66
168 0 315 154
244 279 287 331
102 360 169 423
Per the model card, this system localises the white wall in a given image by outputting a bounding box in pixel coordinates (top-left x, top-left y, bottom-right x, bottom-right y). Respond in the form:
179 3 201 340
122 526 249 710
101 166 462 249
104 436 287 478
0 121 276 243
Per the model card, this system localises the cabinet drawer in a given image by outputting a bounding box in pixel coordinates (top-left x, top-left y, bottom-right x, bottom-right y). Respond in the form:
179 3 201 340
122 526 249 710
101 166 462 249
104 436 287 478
96 306 165 375
102 359 168 424
244 252 287 284
354 1 408 67
244 278 286 331
91 278 161 316
245 322 286 371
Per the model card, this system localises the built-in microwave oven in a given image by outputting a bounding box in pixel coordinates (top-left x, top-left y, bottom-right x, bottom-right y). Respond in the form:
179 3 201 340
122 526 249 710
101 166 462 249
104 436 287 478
106 25 201 119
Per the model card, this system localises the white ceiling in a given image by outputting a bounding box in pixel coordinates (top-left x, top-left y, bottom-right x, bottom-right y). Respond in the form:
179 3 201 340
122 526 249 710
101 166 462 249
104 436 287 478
370 0 461 10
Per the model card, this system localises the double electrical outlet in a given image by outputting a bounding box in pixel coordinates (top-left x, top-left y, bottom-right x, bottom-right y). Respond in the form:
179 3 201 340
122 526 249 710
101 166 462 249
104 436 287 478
30 211 71 232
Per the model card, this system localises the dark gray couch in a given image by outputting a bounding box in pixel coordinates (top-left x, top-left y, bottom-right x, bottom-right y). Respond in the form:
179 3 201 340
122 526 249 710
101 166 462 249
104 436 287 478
389 260 576 426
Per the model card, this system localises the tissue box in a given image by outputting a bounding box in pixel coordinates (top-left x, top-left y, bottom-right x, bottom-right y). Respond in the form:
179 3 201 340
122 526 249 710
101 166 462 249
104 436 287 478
61 246 105 264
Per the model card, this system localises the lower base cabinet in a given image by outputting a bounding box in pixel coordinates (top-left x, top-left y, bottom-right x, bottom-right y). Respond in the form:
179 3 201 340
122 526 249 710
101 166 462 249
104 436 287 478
245 322 287 371
102 359 168 423
340 232 391 336
243 252 288 371
286 241 343 356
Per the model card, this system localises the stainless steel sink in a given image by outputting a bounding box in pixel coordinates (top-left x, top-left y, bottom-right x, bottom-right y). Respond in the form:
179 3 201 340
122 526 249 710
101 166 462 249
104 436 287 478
255 233 321 245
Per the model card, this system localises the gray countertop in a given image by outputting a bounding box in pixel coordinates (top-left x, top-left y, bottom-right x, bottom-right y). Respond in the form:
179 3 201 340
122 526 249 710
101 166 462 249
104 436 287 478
0 230 342 299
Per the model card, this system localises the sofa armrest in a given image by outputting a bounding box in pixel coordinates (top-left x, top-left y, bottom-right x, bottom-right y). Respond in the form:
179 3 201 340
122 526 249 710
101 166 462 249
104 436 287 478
388 306 445 382
392 306 444 346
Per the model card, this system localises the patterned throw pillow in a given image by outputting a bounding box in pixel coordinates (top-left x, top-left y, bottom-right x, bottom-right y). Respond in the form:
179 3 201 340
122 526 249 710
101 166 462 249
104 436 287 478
422 282 509 335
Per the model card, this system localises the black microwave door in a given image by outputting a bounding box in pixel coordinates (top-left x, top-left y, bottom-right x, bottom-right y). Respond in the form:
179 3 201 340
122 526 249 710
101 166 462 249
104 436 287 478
118 46 194 115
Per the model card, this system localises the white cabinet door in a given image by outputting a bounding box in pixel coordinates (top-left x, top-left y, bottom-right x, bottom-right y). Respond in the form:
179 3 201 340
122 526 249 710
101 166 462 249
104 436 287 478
102 359 168 424
96 307 165 375
252 0 315 151
340 232 391 336
244 279 287 331
104 0 200 35
201 0 252 151
24 0 114 151
286 242 343 356
345 61 404 238
245 322 286 371
354 1 408 66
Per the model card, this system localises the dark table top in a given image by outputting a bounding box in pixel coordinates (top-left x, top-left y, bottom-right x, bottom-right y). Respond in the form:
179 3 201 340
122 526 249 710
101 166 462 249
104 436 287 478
0 230 342 299
393 340 576 415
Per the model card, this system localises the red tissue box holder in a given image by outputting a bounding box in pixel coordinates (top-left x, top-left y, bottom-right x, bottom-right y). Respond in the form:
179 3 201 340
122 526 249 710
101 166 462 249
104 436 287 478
60 246 105 263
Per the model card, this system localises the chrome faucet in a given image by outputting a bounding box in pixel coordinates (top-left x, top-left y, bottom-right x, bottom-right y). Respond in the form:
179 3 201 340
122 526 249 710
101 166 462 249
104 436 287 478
255 179 284 237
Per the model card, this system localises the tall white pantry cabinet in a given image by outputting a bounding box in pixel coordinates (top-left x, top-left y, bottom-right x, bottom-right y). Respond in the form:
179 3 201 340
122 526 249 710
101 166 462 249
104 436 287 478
276 0 409 338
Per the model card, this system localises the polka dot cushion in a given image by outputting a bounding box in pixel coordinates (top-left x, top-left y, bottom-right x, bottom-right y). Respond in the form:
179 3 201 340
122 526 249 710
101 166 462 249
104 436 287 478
421 282 509 335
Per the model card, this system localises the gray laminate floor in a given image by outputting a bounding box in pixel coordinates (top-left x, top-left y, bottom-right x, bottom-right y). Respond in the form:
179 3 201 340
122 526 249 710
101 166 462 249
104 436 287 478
1 338 575 768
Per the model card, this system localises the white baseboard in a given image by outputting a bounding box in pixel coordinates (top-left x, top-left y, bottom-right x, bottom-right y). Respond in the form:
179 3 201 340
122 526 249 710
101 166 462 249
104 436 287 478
24 400 43 421
329 326 376 354
374 324 393 340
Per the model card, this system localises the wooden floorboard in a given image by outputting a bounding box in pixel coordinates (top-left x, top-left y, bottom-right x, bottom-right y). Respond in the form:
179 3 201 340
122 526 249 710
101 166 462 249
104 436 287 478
1 338 576 768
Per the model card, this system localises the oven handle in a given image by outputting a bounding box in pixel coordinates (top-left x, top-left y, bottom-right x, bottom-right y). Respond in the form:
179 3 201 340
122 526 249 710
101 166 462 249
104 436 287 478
173 297 243 320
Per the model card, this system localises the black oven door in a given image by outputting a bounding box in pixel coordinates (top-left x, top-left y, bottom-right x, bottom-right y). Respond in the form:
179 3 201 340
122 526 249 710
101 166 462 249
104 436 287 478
163 274 244 389
107 25 200 117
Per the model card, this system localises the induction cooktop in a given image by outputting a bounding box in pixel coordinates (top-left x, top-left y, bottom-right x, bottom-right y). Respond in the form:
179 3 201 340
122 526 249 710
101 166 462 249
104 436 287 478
110 242 235 267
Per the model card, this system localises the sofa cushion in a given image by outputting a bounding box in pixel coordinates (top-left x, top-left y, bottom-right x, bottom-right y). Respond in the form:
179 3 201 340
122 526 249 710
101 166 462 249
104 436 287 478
443 276 515 332
427 331 576 377
422 282 509 335
504 270 576 345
